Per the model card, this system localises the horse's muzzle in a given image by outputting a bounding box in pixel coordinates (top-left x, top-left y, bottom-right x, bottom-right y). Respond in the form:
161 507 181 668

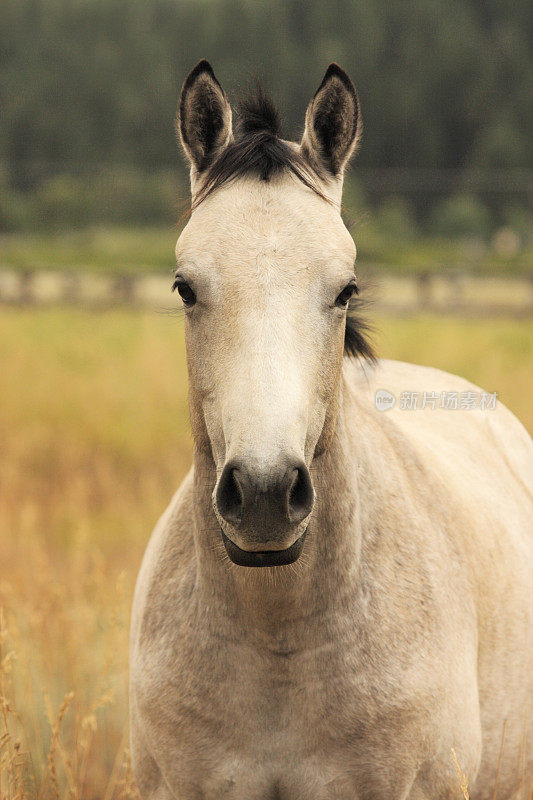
221 527 307 567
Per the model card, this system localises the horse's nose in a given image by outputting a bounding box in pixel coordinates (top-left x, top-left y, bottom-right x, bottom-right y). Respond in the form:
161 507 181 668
215 458 314 541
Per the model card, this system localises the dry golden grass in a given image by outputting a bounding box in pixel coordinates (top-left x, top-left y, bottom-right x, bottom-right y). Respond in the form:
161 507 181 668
0 308 531 798
0 308 189 799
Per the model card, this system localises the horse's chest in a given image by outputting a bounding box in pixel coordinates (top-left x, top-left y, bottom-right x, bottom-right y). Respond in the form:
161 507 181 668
155 637 417 800
172 670 362 799
196 757 360 800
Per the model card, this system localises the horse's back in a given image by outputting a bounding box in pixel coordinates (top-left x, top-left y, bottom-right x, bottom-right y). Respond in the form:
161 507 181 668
347 357 532 531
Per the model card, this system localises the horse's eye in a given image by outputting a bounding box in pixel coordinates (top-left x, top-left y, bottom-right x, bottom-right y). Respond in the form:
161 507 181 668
173 279 196 307
335 280 358 308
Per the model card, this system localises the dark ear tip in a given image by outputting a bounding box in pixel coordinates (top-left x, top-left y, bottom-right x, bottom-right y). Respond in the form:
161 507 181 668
316 63 356 97
182 59 220 91
194 59 215 76
324 62 348 80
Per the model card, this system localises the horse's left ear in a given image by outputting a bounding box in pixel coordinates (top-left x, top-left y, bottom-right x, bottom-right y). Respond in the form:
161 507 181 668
301 64 361 177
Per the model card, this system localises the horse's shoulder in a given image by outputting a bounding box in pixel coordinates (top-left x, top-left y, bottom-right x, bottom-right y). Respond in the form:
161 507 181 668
130 467 195 654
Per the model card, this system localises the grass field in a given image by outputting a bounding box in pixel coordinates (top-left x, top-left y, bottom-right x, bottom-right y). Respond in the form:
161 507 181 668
1 225 531 275
0 307 531 799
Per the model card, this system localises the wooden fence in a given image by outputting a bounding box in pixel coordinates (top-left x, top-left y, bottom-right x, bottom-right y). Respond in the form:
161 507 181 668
0 268 532 316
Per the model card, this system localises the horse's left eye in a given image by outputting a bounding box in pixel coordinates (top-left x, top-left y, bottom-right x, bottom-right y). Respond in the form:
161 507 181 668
335 281 358 308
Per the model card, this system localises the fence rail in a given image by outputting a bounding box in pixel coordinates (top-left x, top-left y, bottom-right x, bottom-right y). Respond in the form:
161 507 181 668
0 268 532 316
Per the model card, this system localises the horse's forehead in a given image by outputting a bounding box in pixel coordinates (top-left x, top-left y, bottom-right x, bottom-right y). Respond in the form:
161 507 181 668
177 180 355 271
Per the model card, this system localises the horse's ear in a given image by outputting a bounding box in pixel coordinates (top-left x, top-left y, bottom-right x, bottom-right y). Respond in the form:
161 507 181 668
301 64 361 177
177 60 232 173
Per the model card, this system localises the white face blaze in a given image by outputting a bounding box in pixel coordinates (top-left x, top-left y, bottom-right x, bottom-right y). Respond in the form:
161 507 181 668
175 61 362 559
175 175 356 548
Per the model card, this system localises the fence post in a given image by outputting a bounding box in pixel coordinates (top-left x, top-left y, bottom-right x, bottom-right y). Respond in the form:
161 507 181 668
18 269 35 305
110 273 135 305
63 272 82 304
417 271 432 309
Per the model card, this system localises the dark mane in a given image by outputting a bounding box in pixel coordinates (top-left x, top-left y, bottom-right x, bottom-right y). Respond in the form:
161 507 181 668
191 85 375 363
344 293 376 363
192 85 328 209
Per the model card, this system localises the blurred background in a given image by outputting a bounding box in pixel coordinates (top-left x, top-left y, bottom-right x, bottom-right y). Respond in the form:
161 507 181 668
1 0 532 266
0 2 531 798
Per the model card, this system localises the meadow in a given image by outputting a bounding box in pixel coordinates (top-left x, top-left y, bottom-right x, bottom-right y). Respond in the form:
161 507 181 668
0 307 531 799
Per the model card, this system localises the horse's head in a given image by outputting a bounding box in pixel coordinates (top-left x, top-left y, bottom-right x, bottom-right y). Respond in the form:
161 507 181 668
175 61 372 566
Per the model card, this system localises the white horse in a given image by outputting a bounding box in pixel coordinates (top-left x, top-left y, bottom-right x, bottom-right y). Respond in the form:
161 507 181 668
130 61 532 799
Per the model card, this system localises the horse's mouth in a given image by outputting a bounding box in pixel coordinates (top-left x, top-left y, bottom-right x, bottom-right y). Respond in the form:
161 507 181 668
221 528 307 567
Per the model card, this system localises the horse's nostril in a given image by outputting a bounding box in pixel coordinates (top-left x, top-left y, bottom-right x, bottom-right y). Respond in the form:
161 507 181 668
216 458 314 534
216 464 244 526
288 465 314 525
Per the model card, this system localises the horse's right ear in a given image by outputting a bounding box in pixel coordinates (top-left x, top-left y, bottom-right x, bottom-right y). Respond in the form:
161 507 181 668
177 60 232 174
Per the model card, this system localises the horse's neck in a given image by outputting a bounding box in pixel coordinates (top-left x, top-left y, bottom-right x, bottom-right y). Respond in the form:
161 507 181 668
191 379 368 641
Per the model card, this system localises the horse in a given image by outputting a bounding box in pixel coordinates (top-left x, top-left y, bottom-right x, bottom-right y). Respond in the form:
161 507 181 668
130 61 532 799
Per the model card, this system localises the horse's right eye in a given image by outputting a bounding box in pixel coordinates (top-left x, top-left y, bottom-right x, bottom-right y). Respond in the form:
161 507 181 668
172 279 196 307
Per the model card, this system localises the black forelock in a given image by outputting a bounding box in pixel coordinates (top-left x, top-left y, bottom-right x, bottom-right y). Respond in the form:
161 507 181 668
191 84 327 206
235 84 282 139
